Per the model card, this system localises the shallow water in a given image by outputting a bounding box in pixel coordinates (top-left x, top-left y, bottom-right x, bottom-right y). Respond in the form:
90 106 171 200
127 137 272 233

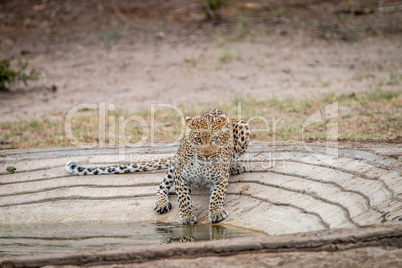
0 222 262 256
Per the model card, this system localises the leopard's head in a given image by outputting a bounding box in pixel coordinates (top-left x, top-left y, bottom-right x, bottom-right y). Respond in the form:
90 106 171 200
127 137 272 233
184 109 232 161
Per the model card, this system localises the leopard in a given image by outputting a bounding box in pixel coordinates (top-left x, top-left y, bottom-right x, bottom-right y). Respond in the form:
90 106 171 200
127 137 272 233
65 109 251 224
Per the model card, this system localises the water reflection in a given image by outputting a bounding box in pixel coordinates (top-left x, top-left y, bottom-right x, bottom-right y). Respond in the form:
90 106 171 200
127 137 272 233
0 222 260 256
152 223 233 244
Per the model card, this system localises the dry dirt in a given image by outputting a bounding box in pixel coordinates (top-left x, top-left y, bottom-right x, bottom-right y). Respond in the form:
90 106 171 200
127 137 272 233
1 0 401 122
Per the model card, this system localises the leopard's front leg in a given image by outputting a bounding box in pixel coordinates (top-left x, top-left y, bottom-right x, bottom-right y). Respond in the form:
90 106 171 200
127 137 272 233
208 173 229 223
176 175 197 225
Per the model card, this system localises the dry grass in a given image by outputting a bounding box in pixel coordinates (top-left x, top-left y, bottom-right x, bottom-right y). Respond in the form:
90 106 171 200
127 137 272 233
1 88 401 150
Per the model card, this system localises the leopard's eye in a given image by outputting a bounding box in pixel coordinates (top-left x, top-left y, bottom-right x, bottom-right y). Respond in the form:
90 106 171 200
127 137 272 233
211 136 218 142
194 137 201 142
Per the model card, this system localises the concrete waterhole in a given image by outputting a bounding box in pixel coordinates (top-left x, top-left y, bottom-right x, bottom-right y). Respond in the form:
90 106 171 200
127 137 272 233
0 140 401 266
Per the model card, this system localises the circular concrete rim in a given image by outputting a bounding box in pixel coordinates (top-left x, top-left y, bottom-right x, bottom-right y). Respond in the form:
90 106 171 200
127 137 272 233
0 140 401 265
0 141 400 229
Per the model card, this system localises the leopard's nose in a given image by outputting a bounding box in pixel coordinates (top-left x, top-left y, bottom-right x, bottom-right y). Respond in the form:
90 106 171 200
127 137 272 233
203 154 212 160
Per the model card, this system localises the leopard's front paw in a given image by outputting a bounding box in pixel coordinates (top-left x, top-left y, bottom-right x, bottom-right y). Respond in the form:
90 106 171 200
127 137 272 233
179 212 198 225
209 208 229 223
154 196 172 214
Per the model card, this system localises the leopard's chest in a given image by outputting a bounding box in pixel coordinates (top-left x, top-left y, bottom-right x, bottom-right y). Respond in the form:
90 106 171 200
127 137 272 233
179 158 228 187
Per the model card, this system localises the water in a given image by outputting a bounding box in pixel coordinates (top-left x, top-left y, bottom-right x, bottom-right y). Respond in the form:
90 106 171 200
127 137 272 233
0 222 262 256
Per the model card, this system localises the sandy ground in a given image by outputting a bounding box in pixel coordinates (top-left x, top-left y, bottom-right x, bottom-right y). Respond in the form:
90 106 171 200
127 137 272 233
1 1 401 123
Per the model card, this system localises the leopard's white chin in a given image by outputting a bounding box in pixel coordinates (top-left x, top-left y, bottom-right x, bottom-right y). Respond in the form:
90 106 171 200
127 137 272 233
196 157 218 165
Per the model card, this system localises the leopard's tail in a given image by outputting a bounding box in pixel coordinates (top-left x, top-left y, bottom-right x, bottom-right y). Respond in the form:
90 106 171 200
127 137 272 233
65 157 173 176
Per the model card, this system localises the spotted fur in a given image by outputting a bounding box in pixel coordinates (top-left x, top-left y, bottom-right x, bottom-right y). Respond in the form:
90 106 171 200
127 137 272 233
65 109 251 224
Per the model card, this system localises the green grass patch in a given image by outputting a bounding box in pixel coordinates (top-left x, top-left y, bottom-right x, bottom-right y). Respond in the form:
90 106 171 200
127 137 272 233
218 48 238 63
0 59 41 90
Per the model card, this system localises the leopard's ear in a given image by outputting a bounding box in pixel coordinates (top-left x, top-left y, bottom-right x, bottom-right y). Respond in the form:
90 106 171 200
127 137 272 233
184 115 196 129
214 113 228 128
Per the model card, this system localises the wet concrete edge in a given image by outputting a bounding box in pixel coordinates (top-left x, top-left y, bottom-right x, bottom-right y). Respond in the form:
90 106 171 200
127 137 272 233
0 224 401 268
